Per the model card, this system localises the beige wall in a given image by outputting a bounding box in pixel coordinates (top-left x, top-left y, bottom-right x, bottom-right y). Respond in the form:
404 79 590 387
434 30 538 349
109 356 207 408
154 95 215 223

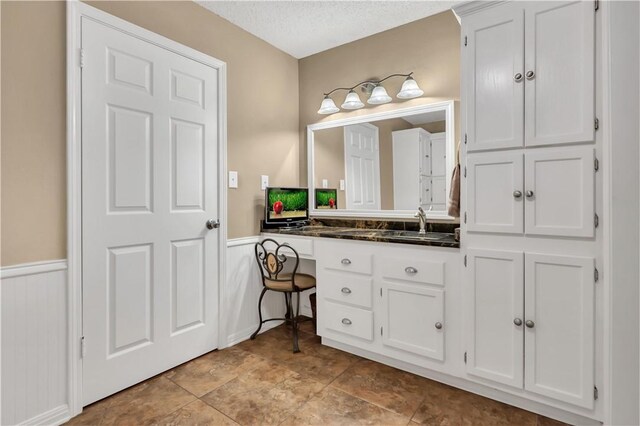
299 10 461 186
1 1 299 266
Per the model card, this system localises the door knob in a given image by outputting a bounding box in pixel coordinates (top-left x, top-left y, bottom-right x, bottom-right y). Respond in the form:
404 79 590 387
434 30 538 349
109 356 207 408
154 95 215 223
513 190 522 199
513 318 523 326
525 320 535 328
525 190 534 198
514 73 523 82
526 70 535 80
206 219 220 230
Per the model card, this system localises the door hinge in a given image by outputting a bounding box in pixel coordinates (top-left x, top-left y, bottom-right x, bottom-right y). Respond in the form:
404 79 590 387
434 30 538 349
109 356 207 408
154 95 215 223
80 336 86 358
464 255 467 267
594 157 599 172
594 267 599 283
595 213 599 228
464 352 468 364
464 35 468 46
464 133 468 144
594 386 599 400
595 117 599 130
380 326 383 336
464 211 467 223
595 0 599 11
464 166 467 178
79 48 85 68
380 288 382 297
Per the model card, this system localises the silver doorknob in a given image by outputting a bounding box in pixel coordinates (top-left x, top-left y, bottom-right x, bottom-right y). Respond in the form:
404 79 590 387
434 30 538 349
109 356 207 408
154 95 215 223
514 73 523 82
513 318 523 326
435 322 443 330
513 190 522 199
206 219 220 230
526 70 535 80
525 320 535 328
341 318 352 325
525 190 534 198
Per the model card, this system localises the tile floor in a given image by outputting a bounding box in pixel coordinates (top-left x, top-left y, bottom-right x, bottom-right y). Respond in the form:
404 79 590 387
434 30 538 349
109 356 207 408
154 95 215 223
67 321 566 425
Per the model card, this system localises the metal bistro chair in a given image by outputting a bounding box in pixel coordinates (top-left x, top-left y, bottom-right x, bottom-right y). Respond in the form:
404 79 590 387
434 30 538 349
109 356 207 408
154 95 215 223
251 238 316 353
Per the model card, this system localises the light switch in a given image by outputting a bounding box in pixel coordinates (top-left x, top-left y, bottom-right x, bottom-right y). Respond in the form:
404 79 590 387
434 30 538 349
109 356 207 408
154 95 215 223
339 179 345 191
261 175 269 190
228 171 238 188
322 179 328 188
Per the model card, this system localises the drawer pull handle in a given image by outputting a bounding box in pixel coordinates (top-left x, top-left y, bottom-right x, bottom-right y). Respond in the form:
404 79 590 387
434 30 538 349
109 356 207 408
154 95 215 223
341 258 352 265
435 322 443 330
513 318 523 326
341 287 352 294
405 266 418 274
525 320 535 329
341 318 352 325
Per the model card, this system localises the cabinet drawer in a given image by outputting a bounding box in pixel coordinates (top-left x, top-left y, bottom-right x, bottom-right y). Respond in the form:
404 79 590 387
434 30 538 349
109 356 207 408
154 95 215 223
321 271 373 309
323 251 372 275
323 301 373 341
262 235 314 257
379 257 445 286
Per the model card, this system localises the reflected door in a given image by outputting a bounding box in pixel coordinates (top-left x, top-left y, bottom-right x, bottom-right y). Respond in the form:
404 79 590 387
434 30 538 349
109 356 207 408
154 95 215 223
344 124 381 210
81 18 220 404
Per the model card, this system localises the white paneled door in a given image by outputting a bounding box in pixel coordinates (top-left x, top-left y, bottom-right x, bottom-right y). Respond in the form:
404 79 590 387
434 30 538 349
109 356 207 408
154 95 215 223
82 18 220 404
344 124 381 210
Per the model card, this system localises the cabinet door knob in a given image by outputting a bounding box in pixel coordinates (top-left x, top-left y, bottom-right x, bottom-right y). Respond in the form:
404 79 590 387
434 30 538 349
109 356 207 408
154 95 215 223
405 266 418 274
513 190 522 199
341 287 352 294
341 318 352 325
525 320 535 328
435 322 443 330
514 73 523 82
526 70 535 80
513 318 523 326
525 190 534 198
341 258 352 265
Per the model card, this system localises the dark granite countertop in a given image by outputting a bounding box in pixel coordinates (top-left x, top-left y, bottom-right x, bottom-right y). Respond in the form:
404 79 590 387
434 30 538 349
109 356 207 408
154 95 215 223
261 218 459 249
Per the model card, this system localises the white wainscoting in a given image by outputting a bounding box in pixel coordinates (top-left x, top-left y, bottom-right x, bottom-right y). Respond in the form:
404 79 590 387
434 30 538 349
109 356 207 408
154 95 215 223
225 237 287 346
1 260 70 426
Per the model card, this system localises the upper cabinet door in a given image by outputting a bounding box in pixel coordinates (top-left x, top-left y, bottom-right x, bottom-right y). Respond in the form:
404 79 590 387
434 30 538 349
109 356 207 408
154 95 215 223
465 248 524 388
524 253 595 409
524 147 595 237
524 2 595 146
466 4 524 152
466 151 524 234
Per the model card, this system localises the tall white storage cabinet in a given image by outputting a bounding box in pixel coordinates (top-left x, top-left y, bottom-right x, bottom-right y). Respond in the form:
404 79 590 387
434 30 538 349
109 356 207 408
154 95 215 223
456 0 602 421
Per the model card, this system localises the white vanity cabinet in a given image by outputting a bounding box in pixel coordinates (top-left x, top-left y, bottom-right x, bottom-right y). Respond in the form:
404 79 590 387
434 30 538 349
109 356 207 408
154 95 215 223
465 1 595 152
465 249 596 409
315 238 459 372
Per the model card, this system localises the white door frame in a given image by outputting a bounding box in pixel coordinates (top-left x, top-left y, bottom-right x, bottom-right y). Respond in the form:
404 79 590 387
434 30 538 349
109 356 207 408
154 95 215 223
66 2 227 417
343 123 381 210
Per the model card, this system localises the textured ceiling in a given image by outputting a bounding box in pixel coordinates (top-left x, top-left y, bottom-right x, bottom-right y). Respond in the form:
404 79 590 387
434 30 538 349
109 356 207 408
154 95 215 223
196 1 462 58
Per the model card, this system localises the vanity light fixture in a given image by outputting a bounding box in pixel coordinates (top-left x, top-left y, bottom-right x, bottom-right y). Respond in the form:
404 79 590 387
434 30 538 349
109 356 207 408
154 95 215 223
317 72 423 115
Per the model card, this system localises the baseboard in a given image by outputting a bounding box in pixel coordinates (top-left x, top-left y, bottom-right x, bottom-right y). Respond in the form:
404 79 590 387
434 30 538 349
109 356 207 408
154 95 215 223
227 236 260 248
225 320 284 347
0 259 68 279
20 404 70 426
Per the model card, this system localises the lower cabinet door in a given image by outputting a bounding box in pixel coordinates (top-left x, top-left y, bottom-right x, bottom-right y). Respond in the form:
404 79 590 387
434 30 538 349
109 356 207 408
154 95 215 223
465 248 524 388
381 281 444 361
524 253 595 409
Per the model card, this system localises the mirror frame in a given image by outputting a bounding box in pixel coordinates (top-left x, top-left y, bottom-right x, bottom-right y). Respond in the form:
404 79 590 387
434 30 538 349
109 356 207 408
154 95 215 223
307 100 456 221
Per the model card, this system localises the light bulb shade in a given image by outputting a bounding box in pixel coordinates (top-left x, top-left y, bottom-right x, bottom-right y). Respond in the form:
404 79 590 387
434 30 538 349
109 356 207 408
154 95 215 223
397 76 424 99
341 90 364 110
367 85 392 105
317 96 340 114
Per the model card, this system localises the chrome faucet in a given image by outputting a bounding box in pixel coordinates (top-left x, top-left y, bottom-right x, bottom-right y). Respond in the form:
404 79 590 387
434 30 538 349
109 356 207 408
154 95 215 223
415 206 427 235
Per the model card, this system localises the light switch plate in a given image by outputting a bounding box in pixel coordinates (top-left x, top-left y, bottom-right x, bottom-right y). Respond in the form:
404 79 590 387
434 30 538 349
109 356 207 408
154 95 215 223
261 175 269 190
228 171 238 188
339 179 345 191
322 179 328 188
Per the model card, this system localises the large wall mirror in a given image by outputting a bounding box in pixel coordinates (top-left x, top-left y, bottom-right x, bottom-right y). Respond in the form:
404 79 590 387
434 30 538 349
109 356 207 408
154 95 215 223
307 101 456 220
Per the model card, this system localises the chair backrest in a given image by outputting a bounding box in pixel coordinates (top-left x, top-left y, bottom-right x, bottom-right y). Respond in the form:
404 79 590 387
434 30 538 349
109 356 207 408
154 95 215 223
254 238 300 287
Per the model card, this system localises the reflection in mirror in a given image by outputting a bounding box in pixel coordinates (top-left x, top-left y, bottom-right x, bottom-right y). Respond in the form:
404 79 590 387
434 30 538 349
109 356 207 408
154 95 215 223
310 102 455 218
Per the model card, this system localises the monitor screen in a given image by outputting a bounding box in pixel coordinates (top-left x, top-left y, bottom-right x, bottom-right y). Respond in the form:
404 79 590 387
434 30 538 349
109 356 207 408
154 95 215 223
265 187 309 224
315 188 338 210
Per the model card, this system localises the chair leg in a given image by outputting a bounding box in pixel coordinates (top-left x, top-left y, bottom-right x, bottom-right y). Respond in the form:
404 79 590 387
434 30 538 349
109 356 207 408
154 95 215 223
292 292 301 353
250 287 268 340
284 292 291 321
